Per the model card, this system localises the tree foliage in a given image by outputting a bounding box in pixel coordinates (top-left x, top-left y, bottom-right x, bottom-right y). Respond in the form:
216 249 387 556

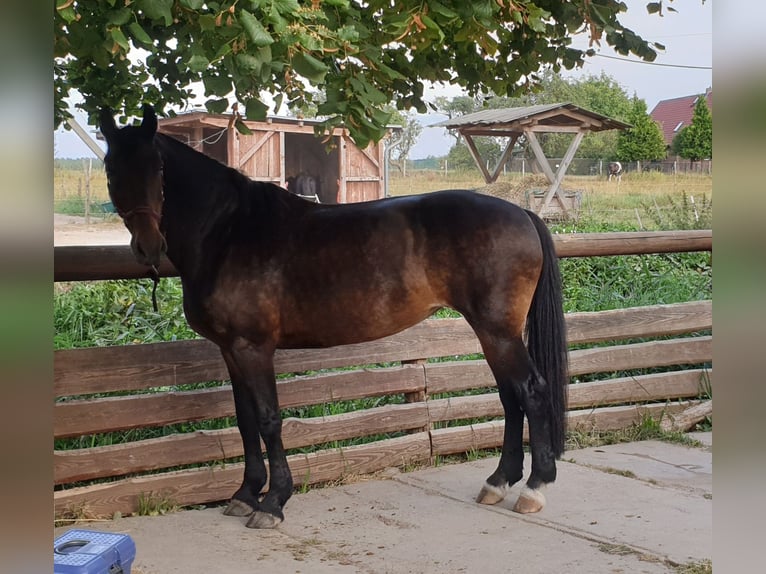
615 96 667 161
55 0 670 147
387 110 423 175
447 138 501 171
675 95 712 161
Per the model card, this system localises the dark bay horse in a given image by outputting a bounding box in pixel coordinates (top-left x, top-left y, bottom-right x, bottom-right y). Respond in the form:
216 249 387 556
99 105 569 529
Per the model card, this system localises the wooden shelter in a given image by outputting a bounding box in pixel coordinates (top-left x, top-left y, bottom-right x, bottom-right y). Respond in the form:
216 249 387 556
157 112 395 204
433 103 630 218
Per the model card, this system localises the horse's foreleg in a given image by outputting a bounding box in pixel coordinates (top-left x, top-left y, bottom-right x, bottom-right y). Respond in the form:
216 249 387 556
222 341 293 529
221 351 267 517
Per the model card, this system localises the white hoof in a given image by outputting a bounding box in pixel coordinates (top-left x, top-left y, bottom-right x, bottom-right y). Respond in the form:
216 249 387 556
512 486 546 514
476 482 507 505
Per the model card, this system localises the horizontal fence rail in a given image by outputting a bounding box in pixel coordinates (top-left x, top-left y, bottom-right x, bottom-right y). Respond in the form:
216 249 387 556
53 232 713 518
53 230 712 281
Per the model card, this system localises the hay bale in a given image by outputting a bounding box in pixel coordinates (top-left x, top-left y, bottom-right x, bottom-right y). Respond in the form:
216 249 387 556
477 175 550 208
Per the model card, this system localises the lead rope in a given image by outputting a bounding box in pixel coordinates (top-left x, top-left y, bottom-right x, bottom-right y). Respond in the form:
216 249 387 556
149 265 160 312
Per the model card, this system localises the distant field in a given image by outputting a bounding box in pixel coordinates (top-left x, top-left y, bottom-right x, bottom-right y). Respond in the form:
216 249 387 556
54 163 712 230
388 170 712 230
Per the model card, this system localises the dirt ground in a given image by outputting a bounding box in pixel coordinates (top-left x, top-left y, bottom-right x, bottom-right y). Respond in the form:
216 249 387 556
54 213 131 246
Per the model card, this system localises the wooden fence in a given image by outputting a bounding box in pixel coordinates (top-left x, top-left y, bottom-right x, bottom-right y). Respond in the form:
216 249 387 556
53 231 712 519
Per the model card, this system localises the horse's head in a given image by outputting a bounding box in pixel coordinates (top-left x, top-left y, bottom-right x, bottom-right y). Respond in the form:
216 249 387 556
99 104 167 267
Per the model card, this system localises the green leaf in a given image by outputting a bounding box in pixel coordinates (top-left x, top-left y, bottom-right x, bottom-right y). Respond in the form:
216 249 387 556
128 22 153 46
108 8 133 26
205 98 230 114
199 14 217 31
291 52 329 84
239 10 274 47
203 74 233 96
236 53 261 72
337 25 360 44
214 42 233 59
646 2 662 15
245 97 268 120
235 119 254 135
187 54 210 72
57 5 77 24
271 0 300 15
429 1 458 19
110 28 130 51
273 93 284 114
180 0 205 9
139 0 174 26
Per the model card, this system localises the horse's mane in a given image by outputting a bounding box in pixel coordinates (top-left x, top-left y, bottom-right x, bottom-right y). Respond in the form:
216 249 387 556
154 132 303 241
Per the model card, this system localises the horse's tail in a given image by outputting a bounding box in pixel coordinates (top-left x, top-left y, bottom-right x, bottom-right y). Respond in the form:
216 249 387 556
525 209 569 458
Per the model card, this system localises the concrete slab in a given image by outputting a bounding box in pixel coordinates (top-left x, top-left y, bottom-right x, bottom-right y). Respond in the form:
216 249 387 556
54 438 711 573
397 455 711 566
563 438 712 495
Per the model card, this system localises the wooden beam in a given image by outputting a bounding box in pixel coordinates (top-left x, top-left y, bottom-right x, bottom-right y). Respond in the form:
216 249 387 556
54 301 710 397
463 134 493 183
236 131 274 168
66 118 105 160
538 130 585 217
53 231 712 282
429 401 699 456
54 403 429 484
339 133 348 203
55 434 432 518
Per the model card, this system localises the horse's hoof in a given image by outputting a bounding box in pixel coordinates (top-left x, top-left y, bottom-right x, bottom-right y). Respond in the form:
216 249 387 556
476 482 507 505
223 499 254 517
246 510 283 529
512 486 546 514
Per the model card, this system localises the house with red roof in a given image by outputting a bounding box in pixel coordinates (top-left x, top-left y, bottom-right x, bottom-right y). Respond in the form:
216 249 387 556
650 87 712 148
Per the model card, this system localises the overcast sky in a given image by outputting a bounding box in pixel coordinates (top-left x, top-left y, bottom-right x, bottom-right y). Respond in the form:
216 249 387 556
55 2 712 159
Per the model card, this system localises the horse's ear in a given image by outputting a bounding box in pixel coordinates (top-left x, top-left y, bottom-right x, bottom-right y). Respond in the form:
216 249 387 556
141 104 158 138
99 108 118 141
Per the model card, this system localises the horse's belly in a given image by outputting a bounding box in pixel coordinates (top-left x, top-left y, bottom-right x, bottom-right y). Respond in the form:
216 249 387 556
277 297 440 349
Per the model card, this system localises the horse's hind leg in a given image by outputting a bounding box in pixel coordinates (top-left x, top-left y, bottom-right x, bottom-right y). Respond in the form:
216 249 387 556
477 335 557 513
475 336 527 506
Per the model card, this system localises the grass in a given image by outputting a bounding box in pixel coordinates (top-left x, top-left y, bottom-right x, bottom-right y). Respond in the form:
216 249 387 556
566 414 705 451
388 169 712 230
136 492 179 516
596 544 711 573
675 559 712 574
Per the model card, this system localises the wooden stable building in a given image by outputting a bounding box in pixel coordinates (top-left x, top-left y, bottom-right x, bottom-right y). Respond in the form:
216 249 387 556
157 112 394 204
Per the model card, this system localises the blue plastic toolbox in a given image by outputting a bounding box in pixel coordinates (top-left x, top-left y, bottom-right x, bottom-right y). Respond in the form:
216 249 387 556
54 529 136 574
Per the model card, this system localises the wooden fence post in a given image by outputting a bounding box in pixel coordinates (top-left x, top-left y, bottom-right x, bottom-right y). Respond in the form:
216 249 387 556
402 358 431 437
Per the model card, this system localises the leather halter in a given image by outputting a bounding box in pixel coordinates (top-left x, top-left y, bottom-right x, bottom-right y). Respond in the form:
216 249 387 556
118 205 163 224
116 205 164 312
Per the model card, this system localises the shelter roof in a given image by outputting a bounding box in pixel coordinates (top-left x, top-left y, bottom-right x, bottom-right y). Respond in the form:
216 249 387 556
432 103 630 134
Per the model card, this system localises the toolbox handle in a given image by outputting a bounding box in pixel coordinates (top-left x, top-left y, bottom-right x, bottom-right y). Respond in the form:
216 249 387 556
54 539 90 554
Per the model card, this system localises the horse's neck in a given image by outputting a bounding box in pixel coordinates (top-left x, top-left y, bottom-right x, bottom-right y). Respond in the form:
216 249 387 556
155 134 295 281
156 135 241 279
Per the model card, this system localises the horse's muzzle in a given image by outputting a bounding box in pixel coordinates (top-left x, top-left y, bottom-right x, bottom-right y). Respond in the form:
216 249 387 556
130 230 167 268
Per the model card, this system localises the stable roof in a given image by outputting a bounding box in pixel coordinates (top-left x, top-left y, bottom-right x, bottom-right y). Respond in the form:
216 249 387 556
432 103 631 134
